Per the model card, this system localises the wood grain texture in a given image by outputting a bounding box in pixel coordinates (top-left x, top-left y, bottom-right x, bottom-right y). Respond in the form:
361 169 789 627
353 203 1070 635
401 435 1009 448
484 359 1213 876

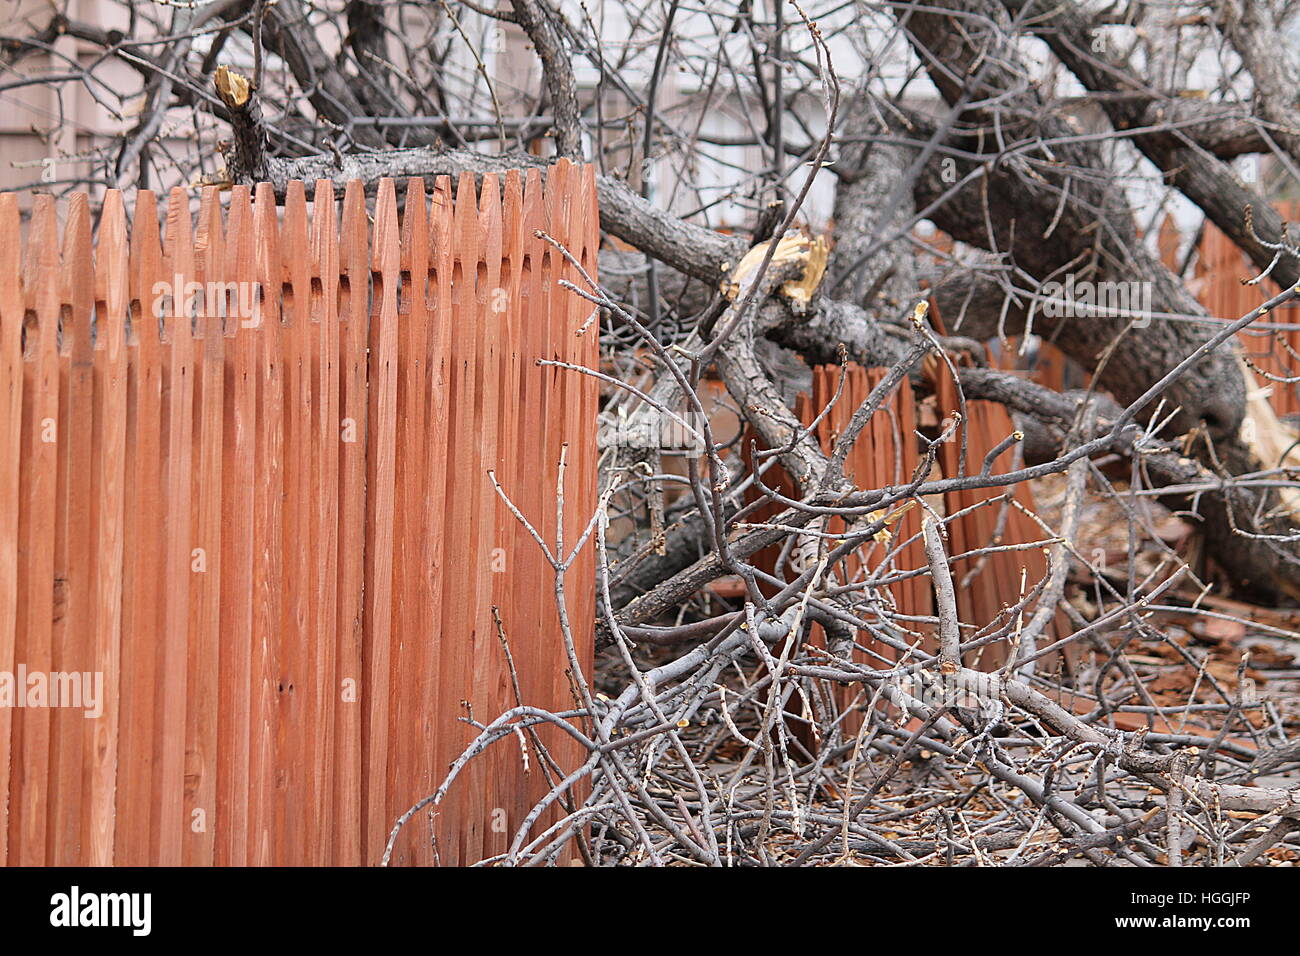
50 192 94 865
117 190 164 865
277 181 311 866
157 188 196 866
249 182 283 865
217 185 256 867
15 195 60 865
362 178 399 862
0 194 22 867
183 188 224 867
334 181 368 867
310 179 341 865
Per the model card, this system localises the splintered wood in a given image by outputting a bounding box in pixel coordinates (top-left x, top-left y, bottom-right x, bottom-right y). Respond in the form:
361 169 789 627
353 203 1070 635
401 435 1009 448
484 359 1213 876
0 162 598 866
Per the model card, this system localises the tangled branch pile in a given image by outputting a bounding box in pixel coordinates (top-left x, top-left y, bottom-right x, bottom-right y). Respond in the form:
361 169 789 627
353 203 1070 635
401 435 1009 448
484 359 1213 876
384 269 1300 866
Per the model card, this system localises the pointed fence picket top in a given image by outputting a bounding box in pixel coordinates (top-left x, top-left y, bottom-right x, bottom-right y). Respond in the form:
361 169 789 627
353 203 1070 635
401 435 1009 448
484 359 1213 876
0 163 598 866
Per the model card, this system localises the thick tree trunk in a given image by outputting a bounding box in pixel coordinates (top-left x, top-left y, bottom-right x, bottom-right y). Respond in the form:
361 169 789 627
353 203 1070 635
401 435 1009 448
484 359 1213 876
893 0 1246 440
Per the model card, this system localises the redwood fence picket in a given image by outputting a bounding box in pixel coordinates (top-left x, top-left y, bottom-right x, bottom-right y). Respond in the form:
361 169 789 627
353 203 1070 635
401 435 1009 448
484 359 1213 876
0 160 598 866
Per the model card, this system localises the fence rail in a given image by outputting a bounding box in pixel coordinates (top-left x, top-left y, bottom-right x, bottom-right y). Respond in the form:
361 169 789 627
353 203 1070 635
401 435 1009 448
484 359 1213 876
0 160 598 866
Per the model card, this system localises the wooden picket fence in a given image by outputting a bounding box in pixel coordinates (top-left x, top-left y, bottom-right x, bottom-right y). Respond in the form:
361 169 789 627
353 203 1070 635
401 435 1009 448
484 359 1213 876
740 363 931 750
739 352 1063 752
0 160 599 866
804 364 931 634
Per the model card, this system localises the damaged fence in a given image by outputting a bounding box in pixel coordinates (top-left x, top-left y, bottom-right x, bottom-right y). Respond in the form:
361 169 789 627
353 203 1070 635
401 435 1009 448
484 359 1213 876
739 352 1059 752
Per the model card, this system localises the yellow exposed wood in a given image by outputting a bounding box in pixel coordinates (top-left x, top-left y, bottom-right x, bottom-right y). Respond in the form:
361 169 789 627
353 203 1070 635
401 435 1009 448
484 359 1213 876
720 230 829 307
213 65 251 109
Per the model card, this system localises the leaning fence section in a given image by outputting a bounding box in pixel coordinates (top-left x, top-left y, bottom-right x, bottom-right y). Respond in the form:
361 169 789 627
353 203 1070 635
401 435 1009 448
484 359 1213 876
0 161 598 866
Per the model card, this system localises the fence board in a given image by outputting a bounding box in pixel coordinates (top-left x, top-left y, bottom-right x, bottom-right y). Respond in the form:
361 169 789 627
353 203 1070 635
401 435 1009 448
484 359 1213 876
537 162 566 843
217 185 255 867
557 159 598 825
157 188 196 866
423 176 455 863
471 171 504 864
248 183 283 865
387 178 428 867
183 188 225 866
490 170 524 859
277 181 311 866
575 161 600 674
50 192 95 865
432 174 473 866
404 174 438 868
86 190 128 866
362 178 400 863
117 189 164 865
509 167 548 846
309 180 341 865
334 181 368 867
0 195 21 867
15 195 60 865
